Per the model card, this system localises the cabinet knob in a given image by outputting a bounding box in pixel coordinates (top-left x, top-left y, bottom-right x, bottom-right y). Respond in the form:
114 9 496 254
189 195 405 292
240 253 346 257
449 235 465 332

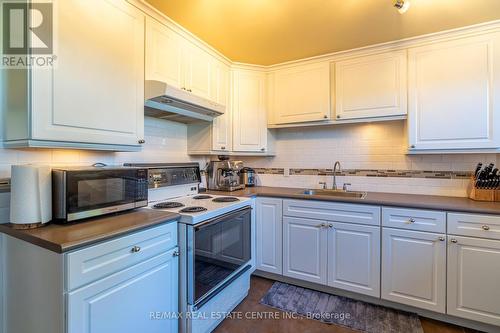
260 148 266 152
323 115 328 119
405 218 416 224
482 225 490 231
336 115 341 119
188 89 192 92
438 237 445 241
131 246 141 253
328 223 334 228
316 223 327 228
173 250 180 257
410 145 415 149
450 239 458 244
138 139 145 144
221 146 226 150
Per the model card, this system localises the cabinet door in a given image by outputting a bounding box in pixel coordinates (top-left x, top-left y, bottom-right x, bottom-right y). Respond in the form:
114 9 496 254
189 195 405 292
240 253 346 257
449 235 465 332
335 51 407 120
408 33 500 150
382 228 446 313
283 217 327 284
211 60 232 152
67 249 179 333
232 69 268 152
145 17 183 89
447 236 500 326
31 0 145 146
328 223 380 297
256 198 283 274
184 43 212 101
271 62 330 124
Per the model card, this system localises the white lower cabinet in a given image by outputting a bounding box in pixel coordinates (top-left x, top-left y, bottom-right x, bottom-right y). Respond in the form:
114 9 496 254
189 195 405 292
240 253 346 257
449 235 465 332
256 198 283 274
68 249 178 333
447 236 500 326
328 222 380 297
382 228 446 313
283 216 328 284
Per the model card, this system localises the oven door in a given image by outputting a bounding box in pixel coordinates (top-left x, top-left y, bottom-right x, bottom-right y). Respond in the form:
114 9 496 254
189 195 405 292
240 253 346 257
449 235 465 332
187 206 252 309
65 169 147 221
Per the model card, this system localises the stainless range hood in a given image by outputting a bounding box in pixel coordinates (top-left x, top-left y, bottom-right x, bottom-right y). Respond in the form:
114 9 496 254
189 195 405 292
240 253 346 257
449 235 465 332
144 80 225 124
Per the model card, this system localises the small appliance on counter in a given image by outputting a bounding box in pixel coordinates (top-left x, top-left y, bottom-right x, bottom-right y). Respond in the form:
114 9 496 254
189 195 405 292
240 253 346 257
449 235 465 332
10 164 52 229
52 166 148 223
206 156 245 191
240 167 256 187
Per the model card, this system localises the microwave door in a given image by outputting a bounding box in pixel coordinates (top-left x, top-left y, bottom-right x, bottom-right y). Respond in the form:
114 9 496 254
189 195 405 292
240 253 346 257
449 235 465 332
187 207 252 308
65 170 141 221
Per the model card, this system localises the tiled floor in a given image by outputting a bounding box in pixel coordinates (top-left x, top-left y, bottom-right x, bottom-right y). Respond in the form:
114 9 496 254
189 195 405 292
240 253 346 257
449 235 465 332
214 276 480 333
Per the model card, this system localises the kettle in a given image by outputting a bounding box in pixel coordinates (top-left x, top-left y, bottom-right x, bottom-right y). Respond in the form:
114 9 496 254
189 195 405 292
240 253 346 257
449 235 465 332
240 167 256 187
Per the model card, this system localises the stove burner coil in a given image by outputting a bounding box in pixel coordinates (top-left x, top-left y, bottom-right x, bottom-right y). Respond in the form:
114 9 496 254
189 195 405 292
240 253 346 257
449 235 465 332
212 197 240 203
179 206 208 213
153 202 184 209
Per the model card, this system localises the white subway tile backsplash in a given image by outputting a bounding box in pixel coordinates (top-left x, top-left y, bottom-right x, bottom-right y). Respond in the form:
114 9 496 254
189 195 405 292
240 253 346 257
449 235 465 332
243 121 495 197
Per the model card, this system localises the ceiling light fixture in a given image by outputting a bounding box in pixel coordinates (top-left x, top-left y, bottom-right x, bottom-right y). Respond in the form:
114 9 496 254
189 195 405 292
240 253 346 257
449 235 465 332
394 0 410 14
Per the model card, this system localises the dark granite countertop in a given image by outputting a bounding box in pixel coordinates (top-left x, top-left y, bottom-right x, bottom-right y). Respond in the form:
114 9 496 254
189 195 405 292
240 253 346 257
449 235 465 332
207 186 500 215
0 209 180 253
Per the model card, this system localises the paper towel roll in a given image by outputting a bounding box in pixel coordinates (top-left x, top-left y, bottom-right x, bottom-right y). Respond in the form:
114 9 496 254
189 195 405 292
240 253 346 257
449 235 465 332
10 165 52 226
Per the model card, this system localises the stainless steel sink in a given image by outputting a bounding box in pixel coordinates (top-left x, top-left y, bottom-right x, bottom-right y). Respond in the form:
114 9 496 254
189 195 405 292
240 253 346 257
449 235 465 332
301 189 367 199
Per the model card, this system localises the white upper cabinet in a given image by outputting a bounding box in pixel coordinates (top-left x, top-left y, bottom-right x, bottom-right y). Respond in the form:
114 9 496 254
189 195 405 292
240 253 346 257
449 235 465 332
269 62 330 124
232 69 268 152
145 17 213 101
29 0 145 148
211 60 232 151
408 33 500 151
183 43 213 100
335 51 407 120
145 17 183 89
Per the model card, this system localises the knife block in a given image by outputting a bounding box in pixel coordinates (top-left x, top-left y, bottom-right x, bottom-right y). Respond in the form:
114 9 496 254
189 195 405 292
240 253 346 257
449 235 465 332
468 177 500 202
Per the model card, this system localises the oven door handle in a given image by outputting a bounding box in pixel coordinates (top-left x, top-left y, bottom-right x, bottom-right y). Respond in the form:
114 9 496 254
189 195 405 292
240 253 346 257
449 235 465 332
195 206 252 230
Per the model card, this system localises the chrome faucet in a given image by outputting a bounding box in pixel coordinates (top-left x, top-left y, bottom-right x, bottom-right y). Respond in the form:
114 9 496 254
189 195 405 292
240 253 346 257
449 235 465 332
332 161 341 190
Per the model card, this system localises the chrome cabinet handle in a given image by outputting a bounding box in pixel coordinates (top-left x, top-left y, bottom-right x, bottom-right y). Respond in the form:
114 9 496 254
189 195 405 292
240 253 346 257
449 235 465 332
482 225 490 231
438 237 445 241
450 239 458 243
172 250 180 257
138 139 145 144
405 218 416 224
131 246 141 253
328 223 334 228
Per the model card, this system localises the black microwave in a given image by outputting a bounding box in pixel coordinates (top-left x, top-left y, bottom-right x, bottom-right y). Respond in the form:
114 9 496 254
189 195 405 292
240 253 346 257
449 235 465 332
52 167 148 222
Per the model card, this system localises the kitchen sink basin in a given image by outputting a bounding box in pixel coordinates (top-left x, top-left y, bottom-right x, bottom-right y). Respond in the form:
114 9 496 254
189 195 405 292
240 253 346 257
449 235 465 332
301 189 367 199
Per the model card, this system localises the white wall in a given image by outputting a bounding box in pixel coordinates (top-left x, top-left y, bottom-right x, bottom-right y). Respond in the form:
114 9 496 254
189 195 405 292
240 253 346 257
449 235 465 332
240 121 500 197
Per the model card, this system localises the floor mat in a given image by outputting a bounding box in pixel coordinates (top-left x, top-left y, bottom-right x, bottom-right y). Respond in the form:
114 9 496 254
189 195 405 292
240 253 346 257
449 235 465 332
260 281 423 333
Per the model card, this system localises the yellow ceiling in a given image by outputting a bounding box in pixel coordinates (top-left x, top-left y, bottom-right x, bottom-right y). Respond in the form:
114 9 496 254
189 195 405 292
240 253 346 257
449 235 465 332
146 0 500 65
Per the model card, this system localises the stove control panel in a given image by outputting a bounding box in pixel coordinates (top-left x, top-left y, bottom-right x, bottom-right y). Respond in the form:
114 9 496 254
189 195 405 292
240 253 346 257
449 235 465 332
148 166 200 188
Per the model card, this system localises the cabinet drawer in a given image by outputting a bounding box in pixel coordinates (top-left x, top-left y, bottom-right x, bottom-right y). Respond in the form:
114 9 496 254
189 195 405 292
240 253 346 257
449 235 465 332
66 222 177 291
448 213 500 240
382 207 445 233
283 200 380 226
